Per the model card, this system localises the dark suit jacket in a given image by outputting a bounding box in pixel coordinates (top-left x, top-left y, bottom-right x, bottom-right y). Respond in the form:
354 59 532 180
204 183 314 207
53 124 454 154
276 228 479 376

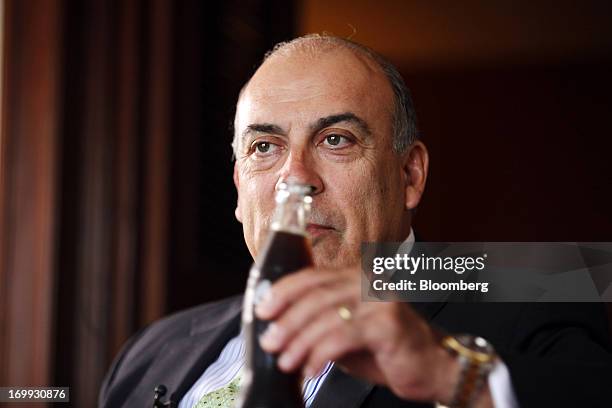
99 296 612 407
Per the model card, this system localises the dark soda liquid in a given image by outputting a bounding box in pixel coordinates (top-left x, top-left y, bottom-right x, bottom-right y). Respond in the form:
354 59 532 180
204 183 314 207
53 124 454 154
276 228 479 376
258 230 313 281
241 230 313 408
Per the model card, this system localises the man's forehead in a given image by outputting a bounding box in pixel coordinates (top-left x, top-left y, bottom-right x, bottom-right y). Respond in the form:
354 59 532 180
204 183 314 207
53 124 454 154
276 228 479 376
245 79 330 104
247 47 386 98
232 47 397 158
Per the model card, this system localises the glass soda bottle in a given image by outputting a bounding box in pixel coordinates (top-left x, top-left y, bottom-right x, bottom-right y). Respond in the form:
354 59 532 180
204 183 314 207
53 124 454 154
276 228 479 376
238 182 313 408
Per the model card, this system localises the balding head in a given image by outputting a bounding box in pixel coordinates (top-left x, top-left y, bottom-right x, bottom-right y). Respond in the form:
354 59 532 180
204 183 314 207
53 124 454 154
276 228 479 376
233 34 418 156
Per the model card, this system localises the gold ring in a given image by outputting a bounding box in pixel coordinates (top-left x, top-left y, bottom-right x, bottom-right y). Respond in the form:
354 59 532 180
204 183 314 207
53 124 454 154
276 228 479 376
337 305 352 322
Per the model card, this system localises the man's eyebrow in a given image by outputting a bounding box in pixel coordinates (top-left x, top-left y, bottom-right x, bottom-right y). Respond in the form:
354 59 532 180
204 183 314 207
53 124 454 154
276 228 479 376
311 112 372 136
239 112 371 147
241 123 287 146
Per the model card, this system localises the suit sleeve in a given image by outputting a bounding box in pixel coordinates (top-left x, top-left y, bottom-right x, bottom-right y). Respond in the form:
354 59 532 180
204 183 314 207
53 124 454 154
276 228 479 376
500 302 612 407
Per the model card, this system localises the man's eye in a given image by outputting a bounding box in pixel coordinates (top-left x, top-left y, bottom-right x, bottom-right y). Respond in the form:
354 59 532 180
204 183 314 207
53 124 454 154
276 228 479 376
256 142 272 153
323 134 351 148
252 141 279 156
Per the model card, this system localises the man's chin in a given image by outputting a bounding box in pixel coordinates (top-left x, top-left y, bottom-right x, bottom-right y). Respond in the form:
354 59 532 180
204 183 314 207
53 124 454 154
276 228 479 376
311 239 358 269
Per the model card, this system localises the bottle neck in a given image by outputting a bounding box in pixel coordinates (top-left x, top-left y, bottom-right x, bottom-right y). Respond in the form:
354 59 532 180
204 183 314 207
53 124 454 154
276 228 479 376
270 184 311 236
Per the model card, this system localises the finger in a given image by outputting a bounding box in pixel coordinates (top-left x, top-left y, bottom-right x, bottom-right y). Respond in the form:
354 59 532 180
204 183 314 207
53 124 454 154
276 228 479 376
336 351 387 385
302 329 363 378
259 281 355 353
273 306 352 372
360 302 427 353
256 267 339 319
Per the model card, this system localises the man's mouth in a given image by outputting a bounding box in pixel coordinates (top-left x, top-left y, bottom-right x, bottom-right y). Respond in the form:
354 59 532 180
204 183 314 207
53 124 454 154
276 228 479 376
306 223 335 239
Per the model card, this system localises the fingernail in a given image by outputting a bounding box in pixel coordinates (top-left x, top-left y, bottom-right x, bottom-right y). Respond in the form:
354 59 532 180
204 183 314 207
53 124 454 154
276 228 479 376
259 323 282 350
278 352 294 371
255 291 275 318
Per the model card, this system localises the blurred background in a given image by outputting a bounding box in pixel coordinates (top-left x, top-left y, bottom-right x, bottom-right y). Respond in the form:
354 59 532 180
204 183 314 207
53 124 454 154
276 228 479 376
0 0 611 406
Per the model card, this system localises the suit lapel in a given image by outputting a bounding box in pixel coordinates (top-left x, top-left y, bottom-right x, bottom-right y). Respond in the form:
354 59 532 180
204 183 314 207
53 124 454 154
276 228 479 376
310 365 373 408
123 297 243 407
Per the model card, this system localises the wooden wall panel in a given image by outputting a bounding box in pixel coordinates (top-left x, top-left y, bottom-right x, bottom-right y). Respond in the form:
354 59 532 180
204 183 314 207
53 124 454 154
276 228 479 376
70 0 115 404
55 0 172 404
0 0 62 391
111 0 141 360
141 0 171 326
0 0 172 404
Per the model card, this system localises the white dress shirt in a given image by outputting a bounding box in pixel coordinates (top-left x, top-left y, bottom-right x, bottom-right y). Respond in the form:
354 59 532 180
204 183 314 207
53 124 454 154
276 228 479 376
178 329 332 408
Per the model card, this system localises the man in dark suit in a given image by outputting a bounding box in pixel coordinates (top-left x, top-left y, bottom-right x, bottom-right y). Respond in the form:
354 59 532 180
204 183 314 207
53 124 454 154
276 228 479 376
99 35 612 407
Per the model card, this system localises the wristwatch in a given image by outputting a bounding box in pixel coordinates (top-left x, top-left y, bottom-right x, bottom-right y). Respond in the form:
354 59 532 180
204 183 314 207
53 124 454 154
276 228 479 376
438 334 497 408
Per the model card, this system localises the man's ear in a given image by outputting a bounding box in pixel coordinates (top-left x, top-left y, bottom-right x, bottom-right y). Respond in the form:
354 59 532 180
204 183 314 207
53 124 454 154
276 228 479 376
233 164 243 223
402 141 429 210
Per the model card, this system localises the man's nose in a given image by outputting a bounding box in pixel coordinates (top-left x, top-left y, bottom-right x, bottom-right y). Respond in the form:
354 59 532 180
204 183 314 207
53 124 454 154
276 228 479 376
275 152 323 195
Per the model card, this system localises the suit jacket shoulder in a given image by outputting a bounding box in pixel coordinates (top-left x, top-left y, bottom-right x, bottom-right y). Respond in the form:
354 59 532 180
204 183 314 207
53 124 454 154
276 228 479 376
99 295 243 408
